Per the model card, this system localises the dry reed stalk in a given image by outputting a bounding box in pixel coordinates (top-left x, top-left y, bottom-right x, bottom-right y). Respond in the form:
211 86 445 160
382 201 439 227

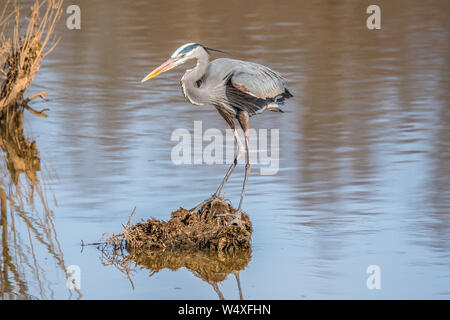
0 0 63 120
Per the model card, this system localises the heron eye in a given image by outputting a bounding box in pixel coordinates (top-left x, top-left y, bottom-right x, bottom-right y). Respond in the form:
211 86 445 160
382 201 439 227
181 54 186 58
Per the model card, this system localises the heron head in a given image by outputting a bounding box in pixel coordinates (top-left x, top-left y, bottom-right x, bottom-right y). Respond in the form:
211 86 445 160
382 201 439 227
141 43 203 82
141 43 225 82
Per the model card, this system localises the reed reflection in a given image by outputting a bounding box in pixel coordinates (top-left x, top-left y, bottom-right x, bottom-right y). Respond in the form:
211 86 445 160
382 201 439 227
0 111 79 299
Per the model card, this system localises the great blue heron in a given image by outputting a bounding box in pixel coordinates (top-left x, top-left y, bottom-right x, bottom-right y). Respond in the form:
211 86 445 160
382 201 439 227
142 43 293 226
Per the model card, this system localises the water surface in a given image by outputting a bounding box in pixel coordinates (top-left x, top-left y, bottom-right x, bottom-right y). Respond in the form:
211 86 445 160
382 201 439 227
1 0 449 299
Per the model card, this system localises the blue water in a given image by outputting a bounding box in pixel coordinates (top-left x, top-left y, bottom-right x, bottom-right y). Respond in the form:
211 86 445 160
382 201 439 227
1 0 449 299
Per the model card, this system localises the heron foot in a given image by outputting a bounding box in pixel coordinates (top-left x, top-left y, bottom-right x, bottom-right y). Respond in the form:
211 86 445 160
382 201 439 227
217 210 242 227
188 193 224 214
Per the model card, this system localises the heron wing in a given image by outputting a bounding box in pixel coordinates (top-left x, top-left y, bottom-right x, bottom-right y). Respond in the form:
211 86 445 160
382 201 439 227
224 62 293 116
229 63 287 99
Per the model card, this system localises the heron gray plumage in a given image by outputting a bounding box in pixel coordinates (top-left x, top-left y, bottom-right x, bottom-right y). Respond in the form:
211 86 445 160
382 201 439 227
142 43 293 226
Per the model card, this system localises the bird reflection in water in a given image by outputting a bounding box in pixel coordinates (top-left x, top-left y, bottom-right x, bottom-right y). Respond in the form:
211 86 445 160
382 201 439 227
0 111 79 299
101 248 251 300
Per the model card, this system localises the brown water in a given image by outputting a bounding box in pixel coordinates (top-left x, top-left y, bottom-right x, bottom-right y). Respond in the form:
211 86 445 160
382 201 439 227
1 0 449 299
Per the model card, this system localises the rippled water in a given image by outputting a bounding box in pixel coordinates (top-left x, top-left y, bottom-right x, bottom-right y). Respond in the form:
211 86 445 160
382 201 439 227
1 0 449 299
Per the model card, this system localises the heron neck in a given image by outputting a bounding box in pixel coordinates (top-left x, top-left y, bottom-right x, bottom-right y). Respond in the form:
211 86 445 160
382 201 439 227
182 51 209 105
190 52 209 82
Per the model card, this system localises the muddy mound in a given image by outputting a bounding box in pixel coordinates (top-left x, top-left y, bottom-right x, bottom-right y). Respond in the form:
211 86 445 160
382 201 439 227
106 198 252 253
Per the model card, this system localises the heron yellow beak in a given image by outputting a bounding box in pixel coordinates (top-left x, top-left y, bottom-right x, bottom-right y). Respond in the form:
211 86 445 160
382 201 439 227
141 58 177 82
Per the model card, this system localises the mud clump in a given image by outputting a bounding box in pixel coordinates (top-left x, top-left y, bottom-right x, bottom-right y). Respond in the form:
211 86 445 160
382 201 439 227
108 199 252 253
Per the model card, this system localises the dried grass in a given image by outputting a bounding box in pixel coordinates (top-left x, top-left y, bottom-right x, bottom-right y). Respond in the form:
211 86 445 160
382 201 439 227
102 198 253 254
0 0 63 120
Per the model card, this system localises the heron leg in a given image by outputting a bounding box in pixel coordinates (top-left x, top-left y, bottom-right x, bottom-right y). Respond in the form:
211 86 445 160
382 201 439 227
220 112 251 227
189 109 244 214
189 118 243 214
238 131 251 211
213 127 244 197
